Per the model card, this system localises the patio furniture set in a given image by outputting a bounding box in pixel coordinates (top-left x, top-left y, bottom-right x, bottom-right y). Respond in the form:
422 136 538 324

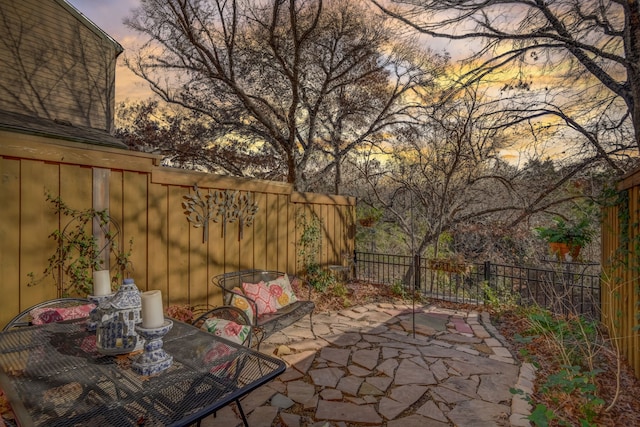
0 269 314 426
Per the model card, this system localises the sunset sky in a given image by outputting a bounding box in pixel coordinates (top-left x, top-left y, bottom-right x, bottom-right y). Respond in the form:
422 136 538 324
66 0 154 102
65 0 470 104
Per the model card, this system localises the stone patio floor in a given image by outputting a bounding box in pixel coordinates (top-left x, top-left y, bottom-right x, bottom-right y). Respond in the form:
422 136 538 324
199 302 536 427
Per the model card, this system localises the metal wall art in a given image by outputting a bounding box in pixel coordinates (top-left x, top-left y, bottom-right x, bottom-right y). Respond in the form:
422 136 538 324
182 184 259 242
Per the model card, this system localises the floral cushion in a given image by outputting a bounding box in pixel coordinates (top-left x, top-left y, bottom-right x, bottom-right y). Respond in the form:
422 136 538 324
201 318 250 345
242 281 277 315
201 342 237 376
30 304 95 325
265 274 298 309
230 287 254 321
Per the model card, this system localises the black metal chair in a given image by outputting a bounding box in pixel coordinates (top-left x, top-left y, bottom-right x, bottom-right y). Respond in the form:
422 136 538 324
2 298 92 331
192 306 254 426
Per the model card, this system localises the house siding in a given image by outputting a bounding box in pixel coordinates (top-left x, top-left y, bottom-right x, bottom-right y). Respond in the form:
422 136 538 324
0 0 119 132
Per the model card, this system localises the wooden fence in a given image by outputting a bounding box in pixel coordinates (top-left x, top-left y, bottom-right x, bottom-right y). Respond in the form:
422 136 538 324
0 130 355 328
601 170 640 379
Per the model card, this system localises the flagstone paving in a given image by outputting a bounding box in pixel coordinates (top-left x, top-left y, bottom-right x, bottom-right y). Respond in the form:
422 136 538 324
200 303 535 426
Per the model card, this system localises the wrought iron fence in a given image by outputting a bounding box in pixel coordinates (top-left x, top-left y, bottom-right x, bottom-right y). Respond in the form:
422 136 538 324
353 251 601 319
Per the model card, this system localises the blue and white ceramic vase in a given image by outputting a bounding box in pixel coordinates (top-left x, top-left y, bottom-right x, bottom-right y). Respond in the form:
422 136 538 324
96 278 143 355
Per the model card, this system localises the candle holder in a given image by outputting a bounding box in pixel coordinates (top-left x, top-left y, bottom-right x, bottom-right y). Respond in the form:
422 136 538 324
86 293 113 332
132 319 173 376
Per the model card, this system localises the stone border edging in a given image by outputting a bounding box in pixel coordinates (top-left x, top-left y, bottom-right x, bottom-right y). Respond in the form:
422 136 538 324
480 311 535 427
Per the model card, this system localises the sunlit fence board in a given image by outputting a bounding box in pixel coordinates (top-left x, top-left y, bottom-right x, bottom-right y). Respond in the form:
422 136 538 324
0 157 20 327
602 172 640 378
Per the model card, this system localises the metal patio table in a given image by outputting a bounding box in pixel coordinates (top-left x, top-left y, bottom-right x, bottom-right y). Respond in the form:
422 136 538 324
0 317 285 426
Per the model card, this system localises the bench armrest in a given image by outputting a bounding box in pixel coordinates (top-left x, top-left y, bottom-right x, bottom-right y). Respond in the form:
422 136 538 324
289 275 313 301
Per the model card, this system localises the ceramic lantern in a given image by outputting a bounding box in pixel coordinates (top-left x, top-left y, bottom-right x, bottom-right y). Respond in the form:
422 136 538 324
96 278 143 355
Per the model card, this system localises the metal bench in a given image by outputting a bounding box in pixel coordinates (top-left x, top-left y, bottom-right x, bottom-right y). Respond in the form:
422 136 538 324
211 270 315 350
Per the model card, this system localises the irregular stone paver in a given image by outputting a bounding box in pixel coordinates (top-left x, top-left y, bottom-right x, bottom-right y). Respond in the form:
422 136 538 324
322 332 361 347
348 365 371 376
319 347 350 366
320 388 343 400
365 375 392 392
441 376 480 399
478 373 519 404
341 309 369 320
430 359 450 382
447 399 510 427
352 348 379 370
336 375 363 396
287 381 316 404
240 385 277 413
279 412 301 427
378 396 411 420
416 400 449 423
394 359 436 385
438 333 482 344
388 384 428 405
431 385 473 404
271 393 295 409
315 401 382 424
248 303 526 427
415 313 449 331
375 358 398 377
278 367 304 382
361 310 394 323
246 405 278 427
199 405 239 427
303 394 319 410
358 381 384 396
281 350 316 373
309 367 344 387
452 318 474 334
382 347 399 359
387 414 450 427
362 334 388 343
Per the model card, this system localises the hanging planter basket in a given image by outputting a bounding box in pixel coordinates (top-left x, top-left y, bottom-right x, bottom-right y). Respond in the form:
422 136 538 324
549 242 581 261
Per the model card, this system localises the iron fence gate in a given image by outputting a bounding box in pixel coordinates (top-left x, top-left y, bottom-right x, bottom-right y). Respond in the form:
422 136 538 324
353 251 601 319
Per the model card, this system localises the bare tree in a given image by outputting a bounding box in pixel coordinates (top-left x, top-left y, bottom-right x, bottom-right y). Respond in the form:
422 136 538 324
125 0 445 192
354 83 605 269
372 0 640 172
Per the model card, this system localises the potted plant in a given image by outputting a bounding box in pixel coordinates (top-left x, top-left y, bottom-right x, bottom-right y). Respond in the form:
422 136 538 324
357 204 383 227
535 216 595 260
28 194 133 297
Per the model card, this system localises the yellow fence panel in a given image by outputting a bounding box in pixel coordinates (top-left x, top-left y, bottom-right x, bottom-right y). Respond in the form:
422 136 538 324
0 134 355 328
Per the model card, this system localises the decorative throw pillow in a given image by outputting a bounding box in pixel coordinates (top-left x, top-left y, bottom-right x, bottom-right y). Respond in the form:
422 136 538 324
201 342 236 376
30 304 95 325
242 281 277 315
230 287 254 321
201 318 250 345
265 274 298 309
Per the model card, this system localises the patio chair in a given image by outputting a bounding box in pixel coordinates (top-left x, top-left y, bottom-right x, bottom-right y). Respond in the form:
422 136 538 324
192 306 254 426
2 298 92 331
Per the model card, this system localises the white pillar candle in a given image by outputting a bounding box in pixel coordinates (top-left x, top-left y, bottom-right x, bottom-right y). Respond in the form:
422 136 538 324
93 270 112 296
141 290 165 328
